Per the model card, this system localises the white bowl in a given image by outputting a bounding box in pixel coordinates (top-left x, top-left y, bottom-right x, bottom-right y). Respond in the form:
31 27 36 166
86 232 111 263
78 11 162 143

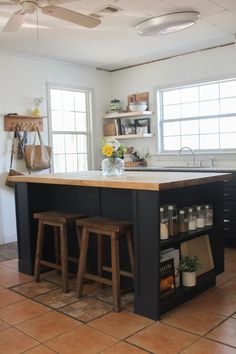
129 102 147 112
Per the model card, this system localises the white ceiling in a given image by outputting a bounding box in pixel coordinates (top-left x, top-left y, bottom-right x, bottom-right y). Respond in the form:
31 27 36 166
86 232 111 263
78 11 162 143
0 0 236 71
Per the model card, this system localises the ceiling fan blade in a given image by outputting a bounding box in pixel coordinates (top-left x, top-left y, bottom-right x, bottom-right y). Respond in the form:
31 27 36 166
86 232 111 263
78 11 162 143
46 0 78 4
42 5 101 28
2 10 26 32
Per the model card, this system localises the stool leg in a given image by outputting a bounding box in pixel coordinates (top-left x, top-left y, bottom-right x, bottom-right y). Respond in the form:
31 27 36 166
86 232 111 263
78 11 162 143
76 228 89 298
126 230 135 278
111 232 120 312
34 220 44 282
60 223 69 293
54 226 60 273
97 233 104 289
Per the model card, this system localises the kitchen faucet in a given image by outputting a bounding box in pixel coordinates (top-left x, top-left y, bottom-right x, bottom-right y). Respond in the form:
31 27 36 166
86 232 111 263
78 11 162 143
178 146 195 166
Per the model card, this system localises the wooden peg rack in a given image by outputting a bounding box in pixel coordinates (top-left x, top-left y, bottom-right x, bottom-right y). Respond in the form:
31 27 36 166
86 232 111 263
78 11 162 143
4 115 44 132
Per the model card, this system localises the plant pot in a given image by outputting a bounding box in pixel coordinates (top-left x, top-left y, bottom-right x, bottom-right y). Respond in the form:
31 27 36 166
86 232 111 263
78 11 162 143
182 271 196 287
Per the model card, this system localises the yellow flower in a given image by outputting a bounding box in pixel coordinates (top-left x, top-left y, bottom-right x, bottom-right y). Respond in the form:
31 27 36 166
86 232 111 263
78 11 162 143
102 144 113 157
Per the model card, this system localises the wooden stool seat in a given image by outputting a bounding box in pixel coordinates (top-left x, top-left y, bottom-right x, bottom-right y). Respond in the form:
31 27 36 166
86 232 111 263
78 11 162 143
76 216 134 312
34 210 85 293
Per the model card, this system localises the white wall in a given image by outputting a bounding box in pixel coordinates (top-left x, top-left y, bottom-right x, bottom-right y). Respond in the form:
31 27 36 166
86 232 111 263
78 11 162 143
111 44 236 167
0 52 111 244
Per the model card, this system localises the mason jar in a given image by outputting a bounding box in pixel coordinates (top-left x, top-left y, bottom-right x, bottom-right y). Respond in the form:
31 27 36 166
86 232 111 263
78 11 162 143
167 204 178 237
188 207 197 231
160 206 169 240
178 209 189 233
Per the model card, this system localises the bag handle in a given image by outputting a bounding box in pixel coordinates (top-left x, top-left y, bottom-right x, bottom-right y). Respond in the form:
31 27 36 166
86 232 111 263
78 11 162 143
33 127 45 146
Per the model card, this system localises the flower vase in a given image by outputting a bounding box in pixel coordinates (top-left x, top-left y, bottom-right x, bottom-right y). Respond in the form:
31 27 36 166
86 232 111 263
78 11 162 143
32 107 40 117
102 157 124 176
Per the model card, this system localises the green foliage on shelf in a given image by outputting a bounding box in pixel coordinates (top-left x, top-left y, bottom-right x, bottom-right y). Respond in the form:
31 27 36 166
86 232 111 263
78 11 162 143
178 256 202 272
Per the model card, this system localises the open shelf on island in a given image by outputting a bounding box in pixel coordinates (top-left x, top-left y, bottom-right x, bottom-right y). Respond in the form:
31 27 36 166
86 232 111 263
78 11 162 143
160 226 215 250
160 270 215 315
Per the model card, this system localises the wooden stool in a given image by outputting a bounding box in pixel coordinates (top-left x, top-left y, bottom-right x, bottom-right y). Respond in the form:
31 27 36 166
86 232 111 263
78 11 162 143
76 216 134 312
34 211 85 293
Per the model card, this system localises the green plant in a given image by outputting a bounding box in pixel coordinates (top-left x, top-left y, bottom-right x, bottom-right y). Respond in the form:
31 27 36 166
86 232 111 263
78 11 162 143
178 256 201 273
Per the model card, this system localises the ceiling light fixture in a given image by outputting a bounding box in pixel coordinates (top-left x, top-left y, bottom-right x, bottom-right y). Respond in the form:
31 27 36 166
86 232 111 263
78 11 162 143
135 11 199 36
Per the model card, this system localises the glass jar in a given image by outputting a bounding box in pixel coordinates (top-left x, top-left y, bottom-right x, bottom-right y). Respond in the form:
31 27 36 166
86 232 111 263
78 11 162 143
188 207 197 231
168 204 178 237
178 209 189 233
196 205 205 228
160 206 169 240
101 157 124 176
205 204 213 226
110 99 121 112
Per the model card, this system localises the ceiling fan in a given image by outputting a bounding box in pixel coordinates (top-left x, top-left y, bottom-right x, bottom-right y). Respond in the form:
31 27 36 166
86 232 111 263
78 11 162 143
0 0 101 32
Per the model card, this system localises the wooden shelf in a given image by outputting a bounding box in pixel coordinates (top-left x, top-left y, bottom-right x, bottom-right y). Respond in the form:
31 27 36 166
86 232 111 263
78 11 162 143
107 133 153 139
4 115 44 131
103 111 152 119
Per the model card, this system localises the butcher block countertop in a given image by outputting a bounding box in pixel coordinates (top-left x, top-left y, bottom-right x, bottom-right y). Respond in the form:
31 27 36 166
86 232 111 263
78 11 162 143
8 170 231 191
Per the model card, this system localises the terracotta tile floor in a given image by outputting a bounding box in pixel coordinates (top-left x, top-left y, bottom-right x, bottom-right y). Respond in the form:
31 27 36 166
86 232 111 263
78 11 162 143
0 248 235 353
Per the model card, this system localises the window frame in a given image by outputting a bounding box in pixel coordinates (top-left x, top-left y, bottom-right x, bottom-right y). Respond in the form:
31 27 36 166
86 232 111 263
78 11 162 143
157 77 236 154
47 82 94 172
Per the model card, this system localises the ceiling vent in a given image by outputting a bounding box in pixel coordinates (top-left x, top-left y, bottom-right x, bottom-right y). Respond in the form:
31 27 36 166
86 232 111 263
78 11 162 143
90 5 123 19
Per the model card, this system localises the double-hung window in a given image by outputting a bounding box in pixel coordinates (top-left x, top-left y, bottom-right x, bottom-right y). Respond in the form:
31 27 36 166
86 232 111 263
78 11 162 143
48 85 92 172
158 78 236 152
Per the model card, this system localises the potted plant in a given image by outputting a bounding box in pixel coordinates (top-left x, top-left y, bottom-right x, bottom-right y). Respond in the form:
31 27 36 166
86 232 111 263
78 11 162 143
178 256 201 287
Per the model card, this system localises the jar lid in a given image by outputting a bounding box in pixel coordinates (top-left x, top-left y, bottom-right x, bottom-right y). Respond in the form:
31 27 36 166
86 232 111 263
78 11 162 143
196 206 201 210
168 205 174 210
179 210 185 214
188 207 193 212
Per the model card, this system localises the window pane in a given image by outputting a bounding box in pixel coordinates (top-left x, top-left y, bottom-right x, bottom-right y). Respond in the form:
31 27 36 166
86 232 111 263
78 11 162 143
220 80 236 98
75 92 86 112
220 116 236 133
200 134 219 149
200 100 219 116
163 122 180 136
200 84 219 100
181 120 199 135
78 154 88 171
181 87 198 103
77 135 87 153
53 134 65 153
66 154 78 171
163 104 181 119
181 102 199 118
163 89 180 105
51 89 62 110
52 111 64 131
62 91 74 111
75 113 87 132
220 97 236 114
163 136 180 151
181 135 199 149
63 112 75 131
65 134 77 153
53 154 65 173
220 133 236 149
200 118 219 134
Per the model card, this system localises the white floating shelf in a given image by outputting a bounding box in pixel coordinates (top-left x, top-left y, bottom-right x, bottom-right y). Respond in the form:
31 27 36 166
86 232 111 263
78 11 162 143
107 133 153 139
103 111 152 119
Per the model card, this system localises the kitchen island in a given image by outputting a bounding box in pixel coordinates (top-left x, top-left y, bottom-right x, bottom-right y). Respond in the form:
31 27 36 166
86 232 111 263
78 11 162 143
10 170 230 320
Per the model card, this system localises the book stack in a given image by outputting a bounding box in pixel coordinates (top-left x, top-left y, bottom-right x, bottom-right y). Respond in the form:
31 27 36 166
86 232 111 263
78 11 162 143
160 248 180 288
